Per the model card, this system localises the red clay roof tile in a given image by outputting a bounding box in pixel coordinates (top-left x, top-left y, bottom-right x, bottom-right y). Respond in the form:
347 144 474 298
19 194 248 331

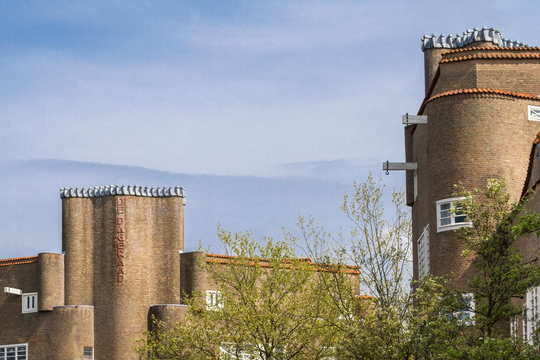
0 255 38 266
443 46 540 55
441 52 540 64
205 253 360 274
425 88 540 105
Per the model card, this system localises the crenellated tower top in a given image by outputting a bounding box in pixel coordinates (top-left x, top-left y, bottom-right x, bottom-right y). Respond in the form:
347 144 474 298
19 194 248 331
421 27 528 52
60 185 186 204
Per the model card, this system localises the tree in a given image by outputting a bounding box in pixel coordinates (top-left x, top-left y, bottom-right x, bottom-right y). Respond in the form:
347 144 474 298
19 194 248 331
455 179 540 340
298 176 540 359
137 226 342 360
296 173 420 359
138 176 540 359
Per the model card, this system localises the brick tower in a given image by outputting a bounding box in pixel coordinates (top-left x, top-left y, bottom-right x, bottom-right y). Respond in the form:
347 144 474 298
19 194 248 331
61 185 185 360
406 28 540 288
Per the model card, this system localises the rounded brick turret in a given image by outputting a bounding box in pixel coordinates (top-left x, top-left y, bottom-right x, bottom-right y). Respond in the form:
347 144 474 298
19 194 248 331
47 305 94 359
61 185 186 360
410 29 540 288
37 253 64 311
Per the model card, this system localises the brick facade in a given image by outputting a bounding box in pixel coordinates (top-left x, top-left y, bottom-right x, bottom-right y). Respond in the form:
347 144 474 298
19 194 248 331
407 34 540 289
0 187 188 360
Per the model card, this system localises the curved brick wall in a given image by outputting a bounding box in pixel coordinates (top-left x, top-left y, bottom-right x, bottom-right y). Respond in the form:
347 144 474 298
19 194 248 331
418 94 540 287
37 253 64 311
180 251 208 303
63 197 95 306
63 194 185 360
148 304 188 332
47 305 94 359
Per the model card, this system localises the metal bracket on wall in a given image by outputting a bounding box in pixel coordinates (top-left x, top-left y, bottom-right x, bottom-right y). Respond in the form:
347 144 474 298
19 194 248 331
383 161 417 175
402 113 427 125
4 287 22 295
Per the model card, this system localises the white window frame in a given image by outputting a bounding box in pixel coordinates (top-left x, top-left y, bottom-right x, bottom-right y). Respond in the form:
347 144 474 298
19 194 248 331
523 286 540 343
436 197 469 232
83 346 94 360
510 316 519 339
528 105 540 121
206 290 223 311
220 343 252 360
22 292 38 314
454 293 475 324
0 343 28 360
417 224 430 279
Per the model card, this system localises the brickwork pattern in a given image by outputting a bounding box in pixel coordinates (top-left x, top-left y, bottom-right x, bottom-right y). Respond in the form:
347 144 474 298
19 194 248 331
63 195 185 360
412 46 540 287
0 262 93 360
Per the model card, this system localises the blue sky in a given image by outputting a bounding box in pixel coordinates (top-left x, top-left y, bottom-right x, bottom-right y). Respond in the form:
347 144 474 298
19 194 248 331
1 1 539 257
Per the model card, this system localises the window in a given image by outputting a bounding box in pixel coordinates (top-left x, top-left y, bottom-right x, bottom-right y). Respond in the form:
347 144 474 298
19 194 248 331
417 225 430 279
0 343 27 360
83 347 94 360
523 286 540 343
220 343 285 360
528 105 540 121
206 290 223 310
510 316 519 339
436 197 468 232
22 293 37 314
454 293 475 324
220 343 252 360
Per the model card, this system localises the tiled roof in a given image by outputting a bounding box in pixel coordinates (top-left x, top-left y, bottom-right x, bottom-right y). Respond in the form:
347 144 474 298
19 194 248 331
441 52 540 64
205 253 360 274
0 255 38 267
426 88 540 104
355 294 375 300
443 46 540 54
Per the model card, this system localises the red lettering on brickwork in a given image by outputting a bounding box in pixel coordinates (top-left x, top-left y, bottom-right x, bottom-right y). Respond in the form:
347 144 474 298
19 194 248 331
116 197 126 285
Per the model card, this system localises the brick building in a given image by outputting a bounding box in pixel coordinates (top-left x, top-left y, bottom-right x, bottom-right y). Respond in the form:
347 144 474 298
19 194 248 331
0 185 359 359
0 186 228 360
406 27 540 338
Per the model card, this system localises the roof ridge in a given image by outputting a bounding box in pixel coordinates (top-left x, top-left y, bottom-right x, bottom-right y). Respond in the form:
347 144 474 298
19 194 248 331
206 253 359 270
441 52 540 64
0 255 38 267
0 255 38 263
206 257 360 274
443 46 540 54
426 88 540 104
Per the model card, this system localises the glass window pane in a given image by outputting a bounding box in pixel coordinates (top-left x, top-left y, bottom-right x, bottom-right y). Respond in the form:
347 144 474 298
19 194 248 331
440 218 451 226
455 215 467 223
440 203 451 210
6 347 14 360
440 210 450 218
